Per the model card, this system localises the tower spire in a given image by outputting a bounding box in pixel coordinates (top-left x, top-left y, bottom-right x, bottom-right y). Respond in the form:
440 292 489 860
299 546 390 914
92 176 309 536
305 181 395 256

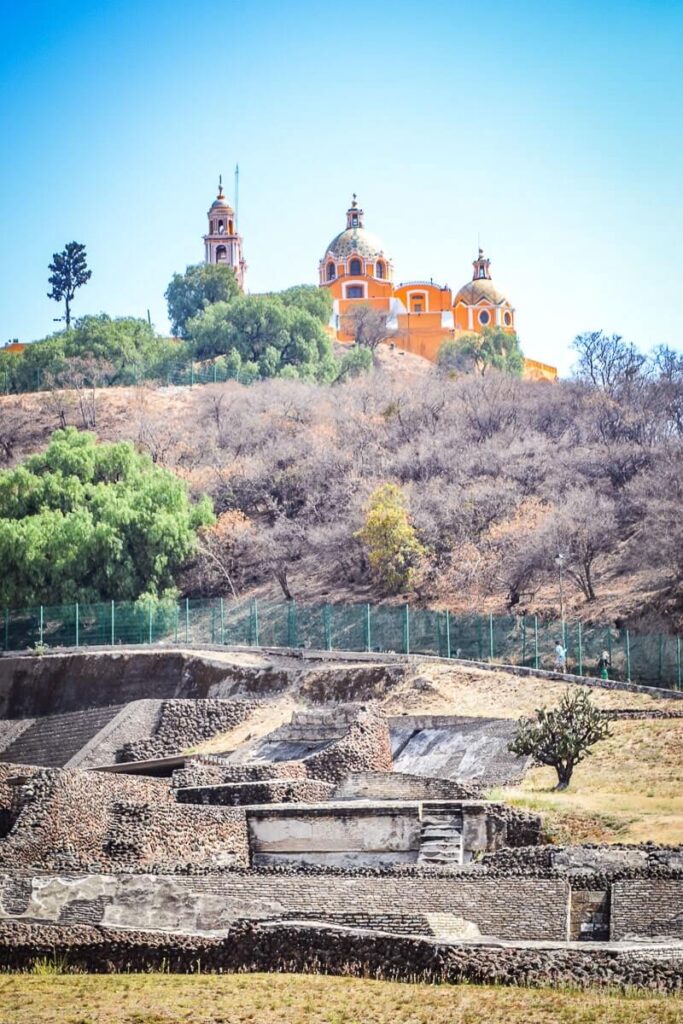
217 174 224 199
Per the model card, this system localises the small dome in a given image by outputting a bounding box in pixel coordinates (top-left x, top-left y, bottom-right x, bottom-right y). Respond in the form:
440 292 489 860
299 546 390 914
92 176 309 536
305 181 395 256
454 278 508 306
211 196 234 212
324 227 388 261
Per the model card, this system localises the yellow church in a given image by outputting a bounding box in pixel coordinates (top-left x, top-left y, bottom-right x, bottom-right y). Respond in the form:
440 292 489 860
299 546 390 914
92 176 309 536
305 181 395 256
204 185 557 381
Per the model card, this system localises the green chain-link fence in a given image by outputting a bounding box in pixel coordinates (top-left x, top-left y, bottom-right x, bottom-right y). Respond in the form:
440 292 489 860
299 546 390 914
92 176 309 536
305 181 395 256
1 359 259 396
1 597 681 691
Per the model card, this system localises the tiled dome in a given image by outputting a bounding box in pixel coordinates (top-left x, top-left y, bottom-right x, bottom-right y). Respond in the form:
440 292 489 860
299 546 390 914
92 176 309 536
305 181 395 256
324 227 388 261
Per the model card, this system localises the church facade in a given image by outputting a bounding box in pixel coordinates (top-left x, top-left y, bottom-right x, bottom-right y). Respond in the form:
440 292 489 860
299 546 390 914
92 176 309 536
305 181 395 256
315 196 556 381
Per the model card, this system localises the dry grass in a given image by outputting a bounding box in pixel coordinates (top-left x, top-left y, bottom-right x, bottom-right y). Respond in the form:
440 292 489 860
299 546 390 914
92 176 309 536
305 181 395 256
0 972 681 1024
385 662 683 718
490 719 683 844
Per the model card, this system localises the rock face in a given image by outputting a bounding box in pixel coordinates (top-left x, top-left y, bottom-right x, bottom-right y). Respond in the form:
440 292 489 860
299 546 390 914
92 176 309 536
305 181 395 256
116 698 260 762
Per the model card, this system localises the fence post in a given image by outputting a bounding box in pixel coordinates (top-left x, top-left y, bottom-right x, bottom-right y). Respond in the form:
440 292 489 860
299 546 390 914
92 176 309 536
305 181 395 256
404 605 410 655
3 609 8 652
659 634 664 684
75 602 79 647
288 601 298 648
220 598 225 645
365 604 371 652
577 620 583 676
174 604 179 644
185 598 189 644
626 629 631 682
148 603 153 645
190 363 195 386
521 616 527 665
534 615 539 670
489 613 494 661
677 637 682 691
323 605 332 651
445 610 451 660
253 598 260 647
111 600 115 646
39 605 44 647
213 363 217 384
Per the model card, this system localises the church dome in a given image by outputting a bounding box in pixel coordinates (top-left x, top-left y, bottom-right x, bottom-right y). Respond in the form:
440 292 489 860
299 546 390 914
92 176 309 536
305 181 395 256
454 249 510 306
209 177 234 213
324 226 388 261
454 278 507 306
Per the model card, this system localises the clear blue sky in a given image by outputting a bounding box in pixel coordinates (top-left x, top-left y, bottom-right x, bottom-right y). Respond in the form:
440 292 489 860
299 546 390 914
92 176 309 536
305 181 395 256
1 0 681 373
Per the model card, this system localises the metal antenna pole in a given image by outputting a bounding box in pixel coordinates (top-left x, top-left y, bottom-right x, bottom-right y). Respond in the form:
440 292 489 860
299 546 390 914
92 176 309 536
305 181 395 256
234 163 239 230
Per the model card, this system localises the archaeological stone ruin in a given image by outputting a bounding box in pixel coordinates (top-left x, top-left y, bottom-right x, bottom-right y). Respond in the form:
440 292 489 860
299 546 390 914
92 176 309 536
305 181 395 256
1 646 683 990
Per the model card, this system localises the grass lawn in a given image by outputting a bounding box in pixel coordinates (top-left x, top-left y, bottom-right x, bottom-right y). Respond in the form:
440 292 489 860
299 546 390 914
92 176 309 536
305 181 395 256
0 973 682 1024
490 719 683 844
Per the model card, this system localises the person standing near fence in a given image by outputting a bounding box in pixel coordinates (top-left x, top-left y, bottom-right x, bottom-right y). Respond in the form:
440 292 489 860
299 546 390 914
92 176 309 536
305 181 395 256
597 650 610 680
554 640 567 672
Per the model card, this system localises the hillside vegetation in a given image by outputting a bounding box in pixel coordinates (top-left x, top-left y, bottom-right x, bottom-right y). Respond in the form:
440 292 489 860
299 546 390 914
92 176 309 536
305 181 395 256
1 338 681 630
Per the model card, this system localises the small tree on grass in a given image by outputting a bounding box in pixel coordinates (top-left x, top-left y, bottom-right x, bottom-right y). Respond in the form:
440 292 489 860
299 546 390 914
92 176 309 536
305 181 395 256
508 688 611 790
356 483 425 594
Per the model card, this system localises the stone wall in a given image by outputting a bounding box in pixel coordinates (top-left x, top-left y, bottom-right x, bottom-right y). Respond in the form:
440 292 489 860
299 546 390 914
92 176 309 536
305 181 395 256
0 763 41 838
117 698 260 762
172 759 307 789
611 880 683 940
2 919 682 990
0 768 173 871
177 779 335 807
303 707 393 782
0 871 570 941
103 801 249 871
333 771 480 802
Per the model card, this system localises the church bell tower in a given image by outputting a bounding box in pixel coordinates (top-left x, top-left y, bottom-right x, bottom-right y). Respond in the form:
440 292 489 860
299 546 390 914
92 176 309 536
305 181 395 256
203 173 246 289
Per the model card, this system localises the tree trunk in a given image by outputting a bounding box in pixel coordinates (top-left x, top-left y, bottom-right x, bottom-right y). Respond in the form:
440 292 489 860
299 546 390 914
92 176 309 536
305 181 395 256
275 567 293 601
554 761 573 790
65 294 71 329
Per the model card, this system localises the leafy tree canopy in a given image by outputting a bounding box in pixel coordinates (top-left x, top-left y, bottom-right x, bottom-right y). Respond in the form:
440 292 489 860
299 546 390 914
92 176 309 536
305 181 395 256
438 327 524 377
0 428 214 607
165 263 240 338
508 688 611 790
47 242 92 328
335 345 373 382
188 294 337 382
271 284 333 324
0 316 185 392
355 483 426 594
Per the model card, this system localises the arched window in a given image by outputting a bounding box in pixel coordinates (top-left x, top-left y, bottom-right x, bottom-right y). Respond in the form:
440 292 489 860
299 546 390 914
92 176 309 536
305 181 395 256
504 311 512 326
327 262 336 281
216 245 227 263
478 309 490 326
218 220 225 234
349 257 362 276
376 260 385 279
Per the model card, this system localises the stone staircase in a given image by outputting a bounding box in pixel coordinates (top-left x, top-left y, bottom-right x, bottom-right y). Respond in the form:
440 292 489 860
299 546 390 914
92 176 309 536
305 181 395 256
417 803 464 868
0 705 125 768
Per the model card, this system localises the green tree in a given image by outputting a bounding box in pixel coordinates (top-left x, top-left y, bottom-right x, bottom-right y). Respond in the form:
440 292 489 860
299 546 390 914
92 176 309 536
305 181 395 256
274 284 333 324
165 263 240 338
335 345 373 382
508 688 611 790
0 428 214 607
438 327 524 377
188 295 337 381
355 483 426 593
47 242 92 328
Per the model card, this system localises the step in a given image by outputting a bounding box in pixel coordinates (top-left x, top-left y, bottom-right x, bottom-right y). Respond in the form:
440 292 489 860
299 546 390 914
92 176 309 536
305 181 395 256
1 705 125 767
